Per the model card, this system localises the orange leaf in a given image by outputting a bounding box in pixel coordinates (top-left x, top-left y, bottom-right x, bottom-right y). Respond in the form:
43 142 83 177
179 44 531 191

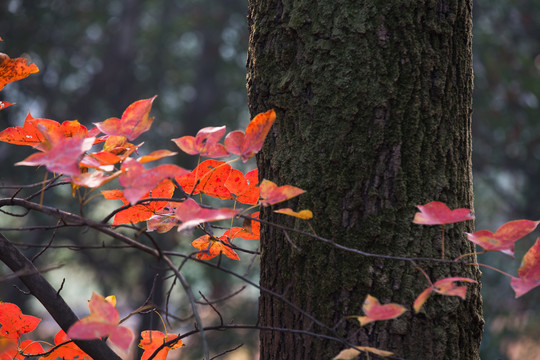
353 295 406 326
119 158 188 204
413 277 476 312
0 337 18 360
0 302 41 339
191 234 240 260
176 159 232 199
139 330 183 360
0 52 39 91
223 226 259 240
466 219 539 257
0 112 59 147
413 201 474 225
172 126 229 158
12 340 44 360
259 179 305 206
224 109 276 162
175 198 238 232
103 180 175 225
274 208 313 220
40 330 91 360
80 151 122 171
67 293 133 352
94 96 157 141
242 211 260 238
225 168 259 204
138 149 178 163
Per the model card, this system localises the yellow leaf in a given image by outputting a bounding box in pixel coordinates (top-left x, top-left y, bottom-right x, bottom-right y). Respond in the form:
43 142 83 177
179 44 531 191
274 208 313 219
105 295 116 307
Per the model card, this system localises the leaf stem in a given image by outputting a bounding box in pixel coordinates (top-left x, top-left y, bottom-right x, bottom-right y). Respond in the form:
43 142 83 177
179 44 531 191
441 225 445 259
466 262 515 278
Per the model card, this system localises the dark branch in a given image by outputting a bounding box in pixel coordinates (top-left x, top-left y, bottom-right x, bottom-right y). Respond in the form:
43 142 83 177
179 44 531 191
0 232 122 360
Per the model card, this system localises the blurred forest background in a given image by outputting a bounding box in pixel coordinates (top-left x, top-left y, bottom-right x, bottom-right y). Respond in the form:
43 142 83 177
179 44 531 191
0 1 539 359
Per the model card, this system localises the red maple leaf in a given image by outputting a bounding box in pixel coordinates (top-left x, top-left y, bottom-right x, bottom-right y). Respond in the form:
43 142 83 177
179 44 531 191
0 52 39 91
67 293 134 352
353 295 406 326
224 109 276 162
0 302 41 339
412 201 474 225
172 126 229 158
225 168 259 204
191 234 240 260
95 96 157 141
466 219 539 257
176 159 232 199
139 330 183 360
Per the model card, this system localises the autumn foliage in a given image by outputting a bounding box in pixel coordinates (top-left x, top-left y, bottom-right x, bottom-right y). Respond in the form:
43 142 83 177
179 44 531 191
1 36 539 360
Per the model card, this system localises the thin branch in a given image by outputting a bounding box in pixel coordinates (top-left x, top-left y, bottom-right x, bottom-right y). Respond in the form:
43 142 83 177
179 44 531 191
0 263 64 283
210 343 244 360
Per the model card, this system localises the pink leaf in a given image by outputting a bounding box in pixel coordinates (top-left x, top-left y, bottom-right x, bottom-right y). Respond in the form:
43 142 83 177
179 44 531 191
119 158 188 204
354 295 406 326
258 179 305 206
172 126 229 157
67 293 133 352
510 238 540 298
224 110 276 162
15 125 94 176
413 277 476 312
174 198 238 232
466 220 539 257
94 96 156 141
413 201 474 225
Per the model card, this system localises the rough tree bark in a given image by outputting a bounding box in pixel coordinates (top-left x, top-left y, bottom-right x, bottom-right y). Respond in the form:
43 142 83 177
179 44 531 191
247 1 483 359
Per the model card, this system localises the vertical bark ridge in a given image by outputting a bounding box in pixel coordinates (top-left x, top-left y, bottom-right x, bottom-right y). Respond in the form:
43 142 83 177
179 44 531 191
248 1 482 359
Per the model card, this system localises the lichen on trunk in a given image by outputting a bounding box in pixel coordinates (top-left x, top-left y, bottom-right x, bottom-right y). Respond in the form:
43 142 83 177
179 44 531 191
248 1 483 359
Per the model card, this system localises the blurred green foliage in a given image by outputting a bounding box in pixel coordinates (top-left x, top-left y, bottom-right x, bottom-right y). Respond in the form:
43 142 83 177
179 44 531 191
473 0 540 359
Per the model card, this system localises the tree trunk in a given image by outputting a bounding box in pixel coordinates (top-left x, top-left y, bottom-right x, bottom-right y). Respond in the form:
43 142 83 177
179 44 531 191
247 1 483 359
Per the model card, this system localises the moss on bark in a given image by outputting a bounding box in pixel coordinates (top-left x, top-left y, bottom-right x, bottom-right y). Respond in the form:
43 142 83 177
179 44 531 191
248 1 483 359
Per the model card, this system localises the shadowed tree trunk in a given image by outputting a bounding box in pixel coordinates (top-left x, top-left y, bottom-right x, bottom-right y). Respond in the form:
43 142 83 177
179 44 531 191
247 1 483 359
